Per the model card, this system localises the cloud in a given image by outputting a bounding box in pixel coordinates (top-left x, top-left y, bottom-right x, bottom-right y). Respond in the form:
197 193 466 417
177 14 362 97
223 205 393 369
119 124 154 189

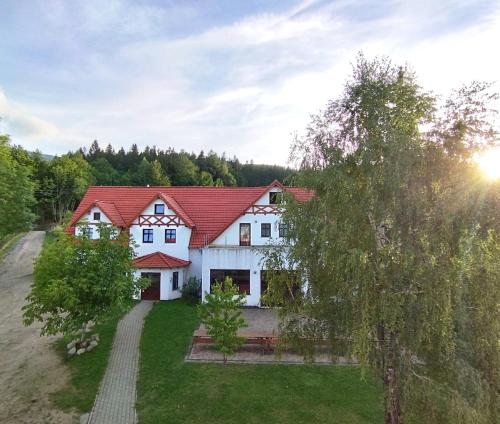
1 0 499 163
0 88 59 140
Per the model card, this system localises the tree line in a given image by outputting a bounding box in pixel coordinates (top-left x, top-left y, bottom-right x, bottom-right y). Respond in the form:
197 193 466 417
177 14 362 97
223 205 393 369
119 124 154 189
0 137 292 231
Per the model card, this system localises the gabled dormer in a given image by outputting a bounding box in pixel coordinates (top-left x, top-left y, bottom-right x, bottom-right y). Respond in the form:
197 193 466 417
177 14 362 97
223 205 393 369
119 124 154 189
211 181 286 246
129 193 194 261
246 180 284 215
75 200 125 239
131 193 195 228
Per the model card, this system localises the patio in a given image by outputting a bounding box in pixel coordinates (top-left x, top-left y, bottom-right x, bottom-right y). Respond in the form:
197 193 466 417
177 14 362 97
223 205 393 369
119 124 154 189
186 308 351 365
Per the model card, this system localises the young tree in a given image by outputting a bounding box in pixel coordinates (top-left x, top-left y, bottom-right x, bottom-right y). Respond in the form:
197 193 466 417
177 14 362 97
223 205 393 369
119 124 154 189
23 224 148 341
198 277 247 364
264 55 500 423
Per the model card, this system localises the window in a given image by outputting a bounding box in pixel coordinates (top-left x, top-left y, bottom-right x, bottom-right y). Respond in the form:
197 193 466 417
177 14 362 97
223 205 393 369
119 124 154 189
84 227 93 238
93 212 101 221
154 204 165 215
261 223 271 237
210 269 250 294
165 228 176 243
269 192 282 204
143 228 153 243
239 223 251 246
279 223 288 238
172 271 179 291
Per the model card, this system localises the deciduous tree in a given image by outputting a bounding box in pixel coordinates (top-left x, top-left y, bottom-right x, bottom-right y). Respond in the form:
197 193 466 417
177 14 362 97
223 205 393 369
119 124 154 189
264 55 500 423
198 277 247 364
0 134 36 237
23 225 148 339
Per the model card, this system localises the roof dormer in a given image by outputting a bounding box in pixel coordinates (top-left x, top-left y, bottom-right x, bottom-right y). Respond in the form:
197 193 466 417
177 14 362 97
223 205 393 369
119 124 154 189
133 192 195 228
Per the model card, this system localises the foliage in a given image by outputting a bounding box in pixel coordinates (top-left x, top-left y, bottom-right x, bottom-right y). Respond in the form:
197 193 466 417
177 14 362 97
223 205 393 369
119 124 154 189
23 225 149 339
137 301 383 424
0 134 36 237
0 126 293 225
181 276 201 303
264 54 500 423
37 152 94 223
197 277 247 363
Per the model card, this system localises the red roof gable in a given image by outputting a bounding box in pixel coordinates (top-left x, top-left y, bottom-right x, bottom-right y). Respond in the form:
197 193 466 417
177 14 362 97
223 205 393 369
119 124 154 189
68 183 313 248
76 200 126 227
133 252 191 269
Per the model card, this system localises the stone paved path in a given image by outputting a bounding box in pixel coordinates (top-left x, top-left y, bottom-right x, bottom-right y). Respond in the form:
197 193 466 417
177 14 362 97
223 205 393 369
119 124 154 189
88 301 153 424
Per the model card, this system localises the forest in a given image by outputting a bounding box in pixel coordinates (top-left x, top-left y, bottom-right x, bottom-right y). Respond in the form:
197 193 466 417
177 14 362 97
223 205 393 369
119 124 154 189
0 136 292 232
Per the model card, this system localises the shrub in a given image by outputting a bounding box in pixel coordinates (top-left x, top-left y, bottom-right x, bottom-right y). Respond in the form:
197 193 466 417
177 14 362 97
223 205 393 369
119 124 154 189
181 276 201 303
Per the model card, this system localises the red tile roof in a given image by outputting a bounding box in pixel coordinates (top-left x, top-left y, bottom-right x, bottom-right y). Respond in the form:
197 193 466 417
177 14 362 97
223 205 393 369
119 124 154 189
68 181 313 248
133 252 191 269
77 200 126 227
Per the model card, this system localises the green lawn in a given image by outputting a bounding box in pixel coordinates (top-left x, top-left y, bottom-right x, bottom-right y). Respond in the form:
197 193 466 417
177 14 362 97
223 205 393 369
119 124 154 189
51 306 126 413
137 301 384 424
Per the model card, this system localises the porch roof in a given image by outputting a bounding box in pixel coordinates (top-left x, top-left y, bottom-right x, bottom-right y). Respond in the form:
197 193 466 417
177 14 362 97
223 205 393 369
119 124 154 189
133 252 191 269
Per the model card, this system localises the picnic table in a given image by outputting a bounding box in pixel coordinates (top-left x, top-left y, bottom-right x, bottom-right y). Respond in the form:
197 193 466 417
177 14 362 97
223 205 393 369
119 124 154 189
193 328 279 352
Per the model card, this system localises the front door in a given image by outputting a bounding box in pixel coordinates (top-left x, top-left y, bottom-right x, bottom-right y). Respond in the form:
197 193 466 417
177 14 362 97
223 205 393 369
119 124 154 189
141 272 161 300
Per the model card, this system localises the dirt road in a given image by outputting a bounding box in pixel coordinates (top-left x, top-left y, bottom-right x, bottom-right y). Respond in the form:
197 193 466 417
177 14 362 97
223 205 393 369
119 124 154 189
0 231 76 424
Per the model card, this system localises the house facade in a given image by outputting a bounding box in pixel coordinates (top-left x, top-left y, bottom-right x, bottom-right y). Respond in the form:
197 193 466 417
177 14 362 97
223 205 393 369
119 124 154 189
68 181 311 307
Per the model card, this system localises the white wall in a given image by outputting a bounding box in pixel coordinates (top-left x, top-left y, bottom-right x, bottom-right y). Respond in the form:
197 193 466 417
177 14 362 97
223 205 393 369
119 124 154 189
254 187 282 205
211 188 284 247
134 267 186 300
129 198 191 261
188 248 203 281
201 246 270 306
75 206 114 239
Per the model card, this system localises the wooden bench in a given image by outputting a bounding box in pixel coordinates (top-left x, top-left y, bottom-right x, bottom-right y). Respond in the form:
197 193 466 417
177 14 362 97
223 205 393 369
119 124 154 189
193 328 279 353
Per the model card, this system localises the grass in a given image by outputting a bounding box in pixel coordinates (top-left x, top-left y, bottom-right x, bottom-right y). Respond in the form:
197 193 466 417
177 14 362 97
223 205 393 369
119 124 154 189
51 306 127 413
137 301 384 424
0 232 26 261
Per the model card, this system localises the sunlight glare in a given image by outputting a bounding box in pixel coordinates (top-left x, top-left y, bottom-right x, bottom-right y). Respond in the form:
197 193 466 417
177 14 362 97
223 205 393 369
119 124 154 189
475 147 500 179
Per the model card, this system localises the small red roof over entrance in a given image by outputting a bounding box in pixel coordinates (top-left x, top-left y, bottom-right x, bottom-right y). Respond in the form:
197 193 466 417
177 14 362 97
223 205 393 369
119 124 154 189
133 252 191 269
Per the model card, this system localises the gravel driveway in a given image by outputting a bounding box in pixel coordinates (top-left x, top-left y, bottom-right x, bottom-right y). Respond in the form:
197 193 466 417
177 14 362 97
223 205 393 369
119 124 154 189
0 231 76 424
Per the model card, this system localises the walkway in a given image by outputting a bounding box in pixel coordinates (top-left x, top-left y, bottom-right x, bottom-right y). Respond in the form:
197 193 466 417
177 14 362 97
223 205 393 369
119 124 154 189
88 301 153 424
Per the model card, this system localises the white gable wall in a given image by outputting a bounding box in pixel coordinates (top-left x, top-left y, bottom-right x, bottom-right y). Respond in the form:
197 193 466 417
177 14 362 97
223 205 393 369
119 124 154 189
254 187 282 205
202 187 285 306
129 198 191 261
75 206 114 239
212 188 284 246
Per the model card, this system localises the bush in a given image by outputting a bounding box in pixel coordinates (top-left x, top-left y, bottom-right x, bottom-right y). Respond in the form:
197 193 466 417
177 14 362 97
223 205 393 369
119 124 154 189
181 276 201 303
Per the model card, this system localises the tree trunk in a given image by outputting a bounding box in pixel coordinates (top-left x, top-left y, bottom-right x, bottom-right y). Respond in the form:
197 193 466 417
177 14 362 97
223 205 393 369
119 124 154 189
384 367 401 424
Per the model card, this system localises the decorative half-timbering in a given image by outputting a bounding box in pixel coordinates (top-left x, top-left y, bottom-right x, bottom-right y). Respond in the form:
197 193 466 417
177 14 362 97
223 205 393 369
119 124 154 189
138 214 186 227
68 180 312 305
245 204 282 215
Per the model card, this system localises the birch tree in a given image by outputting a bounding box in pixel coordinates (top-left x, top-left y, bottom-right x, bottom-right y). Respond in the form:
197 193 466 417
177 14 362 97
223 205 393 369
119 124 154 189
264 55 500 423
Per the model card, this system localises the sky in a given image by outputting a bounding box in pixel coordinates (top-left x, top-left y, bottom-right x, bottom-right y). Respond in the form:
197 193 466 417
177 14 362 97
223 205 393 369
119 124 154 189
0 0 499 165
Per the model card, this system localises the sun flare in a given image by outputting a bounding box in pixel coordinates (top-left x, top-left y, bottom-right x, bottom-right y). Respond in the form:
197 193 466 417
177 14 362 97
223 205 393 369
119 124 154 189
475 147 500 180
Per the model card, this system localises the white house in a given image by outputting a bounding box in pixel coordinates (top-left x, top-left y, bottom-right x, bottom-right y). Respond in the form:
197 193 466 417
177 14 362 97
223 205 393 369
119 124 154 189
68 181 312 306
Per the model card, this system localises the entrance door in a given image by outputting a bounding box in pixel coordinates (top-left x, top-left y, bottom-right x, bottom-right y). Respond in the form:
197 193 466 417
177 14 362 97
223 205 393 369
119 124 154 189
141 272 161 300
